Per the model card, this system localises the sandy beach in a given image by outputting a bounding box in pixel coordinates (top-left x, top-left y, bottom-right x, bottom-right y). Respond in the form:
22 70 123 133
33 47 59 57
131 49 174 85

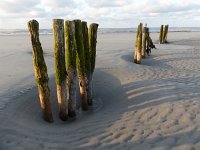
1 31 200 149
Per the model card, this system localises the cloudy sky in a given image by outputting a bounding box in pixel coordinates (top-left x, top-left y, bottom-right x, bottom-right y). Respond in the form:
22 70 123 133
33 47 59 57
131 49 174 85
0 0 200 29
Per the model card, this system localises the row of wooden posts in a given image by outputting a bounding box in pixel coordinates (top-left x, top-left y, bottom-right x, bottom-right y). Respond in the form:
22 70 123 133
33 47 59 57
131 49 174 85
134 23 169 64
134 23 155 64
159 24 169 44
28 19 98 122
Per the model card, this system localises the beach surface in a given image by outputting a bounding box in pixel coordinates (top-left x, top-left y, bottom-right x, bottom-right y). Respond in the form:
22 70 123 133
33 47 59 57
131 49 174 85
1 31 200 150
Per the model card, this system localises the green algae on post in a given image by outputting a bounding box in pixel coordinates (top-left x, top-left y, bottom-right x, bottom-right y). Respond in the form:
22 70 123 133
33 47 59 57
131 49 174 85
159 25 164 44
163 25 169 43
146 27 156 54
73 19 88 110
53 19 68 121
88 23 99 105
136 23 143 64
89 23 99 74
28 19 53 123
65 20 77 117
82 21 91 105
142 26 147 59
134 24 140 63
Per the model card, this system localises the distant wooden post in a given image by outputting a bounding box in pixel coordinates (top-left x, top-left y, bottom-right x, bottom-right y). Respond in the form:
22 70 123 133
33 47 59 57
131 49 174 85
147 29 156 49
136 23 143 64
28 20 53 123
73 19 88 110
65 20 77 117
163 25 169 43
53 19 68 121
134 24 140 63
159 25 164 44
142 25 147 59
88 23 99 105
146 27 150 51
165 25 169 42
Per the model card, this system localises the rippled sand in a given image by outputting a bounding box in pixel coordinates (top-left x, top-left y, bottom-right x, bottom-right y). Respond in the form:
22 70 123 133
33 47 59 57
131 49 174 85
1 32 200 150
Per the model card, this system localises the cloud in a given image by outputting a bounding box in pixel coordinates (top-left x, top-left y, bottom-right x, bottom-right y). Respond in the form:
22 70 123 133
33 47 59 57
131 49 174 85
40 0 76 8
0 0 200 28
0 0 40 13
85 0 132 8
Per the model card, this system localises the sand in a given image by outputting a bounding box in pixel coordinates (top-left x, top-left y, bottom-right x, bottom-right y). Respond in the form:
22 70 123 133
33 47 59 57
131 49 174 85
1 31 200 149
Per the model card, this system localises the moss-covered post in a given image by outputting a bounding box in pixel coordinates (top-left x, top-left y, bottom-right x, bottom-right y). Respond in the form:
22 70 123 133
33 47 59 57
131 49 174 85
165 25 169 42
159 25 164 44
134 24 141 63
53 19 68 121
88 23 99 105
82 21 91 105
136 23 143 64
163 25 169 43
147 29 156 47
28 20 53 123
142 25 147 59
146 27 149 49
65 20 77 117
73 19 88 110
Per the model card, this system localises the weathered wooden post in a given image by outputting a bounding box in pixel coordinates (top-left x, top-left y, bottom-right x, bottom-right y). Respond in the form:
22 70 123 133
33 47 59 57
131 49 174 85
136 23 143 64
142 25 147 59
147 29 156 48
88 23 99 105
28 20 53 122
73 19 88 110
134 24 140 63
163 25 169 43
65 20 77 117
53 19 68 121
146 27 149 55
82 21 91 105
159 25 164 44
165 25 169 42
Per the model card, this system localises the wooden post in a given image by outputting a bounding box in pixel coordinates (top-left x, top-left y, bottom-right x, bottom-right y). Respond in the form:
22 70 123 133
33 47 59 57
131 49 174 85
73 19 88 110
142 25 147 59
165 25 169 42
53 19 68 121
82 21 91 105
136 23 143 64
147 29 156 48
134 24 141 63
163 25 169 43
28 20 53 123
65 20 77 117
159 25 164 44
88 23 99 105
146 27 150 55
146 28 156 56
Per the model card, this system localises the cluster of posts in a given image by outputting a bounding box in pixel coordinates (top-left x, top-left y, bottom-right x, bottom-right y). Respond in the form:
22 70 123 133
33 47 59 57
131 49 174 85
134 23 155 64
28 19 98 123
159 25 169 44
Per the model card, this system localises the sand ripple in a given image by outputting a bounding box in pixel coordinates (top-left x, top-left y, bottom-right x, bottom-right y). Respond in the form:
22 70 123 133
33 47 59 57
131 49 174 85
2 33 200 149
